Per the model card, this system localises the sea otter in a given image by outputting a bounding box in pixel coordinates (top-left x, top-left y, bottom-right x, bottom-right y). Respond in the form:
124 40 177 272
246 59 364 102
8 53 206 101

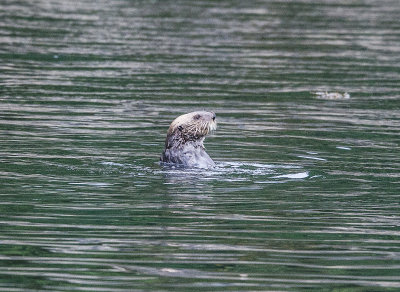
160 111 217 169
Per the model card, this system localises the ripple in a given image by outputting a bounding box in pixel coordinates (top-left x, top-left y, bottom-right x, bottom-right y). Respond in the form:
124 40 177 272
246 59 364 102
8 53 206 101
156 161 308 184
1 0 400 290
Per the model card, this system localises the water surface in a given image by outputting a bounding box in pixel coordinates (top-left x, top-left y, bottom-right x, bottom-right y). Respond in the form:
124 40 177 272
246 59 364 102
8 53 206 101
1 0 400 291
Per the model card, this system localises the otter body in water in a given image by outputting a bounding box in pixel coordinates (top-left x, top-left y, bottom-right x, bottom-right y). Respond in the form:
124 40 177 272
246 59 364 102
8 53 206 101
161 111 217 169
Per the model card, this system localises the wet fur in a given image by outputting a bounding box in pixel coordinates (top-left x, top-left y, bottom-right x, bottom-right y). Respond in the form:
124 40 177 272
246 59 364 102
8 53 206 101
161 111 217 169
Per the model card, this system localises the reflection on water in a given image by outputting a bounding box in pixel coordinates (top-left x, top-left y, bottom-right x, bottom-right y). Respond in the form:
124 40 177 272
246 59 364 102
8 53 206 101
1 0 400 290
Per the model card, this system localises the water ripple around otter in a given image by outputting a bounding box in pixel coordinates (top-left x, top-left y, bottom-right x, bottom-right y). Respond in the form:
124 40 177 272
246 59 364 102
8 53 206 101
157 161 311 184
101 161 310 185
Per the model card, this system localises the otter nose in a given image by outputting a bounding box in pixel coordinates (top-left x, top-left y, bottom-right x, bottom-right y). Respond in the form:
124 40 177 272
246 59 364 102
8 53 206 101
211 112 216 121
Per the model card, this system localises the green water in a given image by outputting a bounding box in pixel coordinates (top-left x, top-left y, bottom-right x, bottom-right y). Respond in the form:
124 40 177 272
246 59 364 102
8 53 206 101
1 0 400 291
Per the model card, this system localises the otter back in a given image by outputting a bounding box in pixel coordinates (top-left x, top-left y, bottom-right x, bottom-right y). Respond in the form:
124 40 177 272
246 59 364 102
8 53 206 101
161 145 215 169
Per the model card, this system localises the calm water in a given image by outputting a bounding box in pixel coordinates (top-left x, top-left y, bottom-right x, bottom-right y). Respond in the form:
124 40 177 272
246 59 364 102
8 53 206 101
1 0 400 291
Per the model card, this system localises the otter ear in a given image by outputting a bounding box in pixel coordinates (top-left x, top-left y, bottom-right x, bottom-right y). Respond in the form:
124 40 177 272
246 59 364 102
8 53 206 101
193 114 201 120
178 125 183 131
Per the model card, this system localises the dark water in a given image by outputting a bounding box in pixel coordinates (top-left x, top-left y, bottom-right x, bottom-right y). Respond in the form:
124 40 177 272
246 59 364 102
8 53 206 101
1 0 400 291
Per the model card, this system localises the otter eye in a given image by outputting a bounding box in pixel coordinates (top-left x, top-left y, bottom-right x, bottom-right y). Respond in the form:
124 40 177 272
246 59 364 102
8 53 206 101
193 114 201 120
178 125 183 131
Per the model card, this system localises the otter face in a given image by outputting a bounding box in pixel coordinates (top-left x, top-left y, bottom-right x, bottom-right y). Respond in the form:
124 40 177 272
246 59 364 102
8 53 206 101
166 111 217 146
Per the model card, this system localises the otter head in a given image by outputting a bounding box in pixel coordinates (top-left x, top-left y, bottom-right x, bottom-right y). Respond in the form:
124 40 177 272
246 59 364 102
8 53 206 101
165 111 217 149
